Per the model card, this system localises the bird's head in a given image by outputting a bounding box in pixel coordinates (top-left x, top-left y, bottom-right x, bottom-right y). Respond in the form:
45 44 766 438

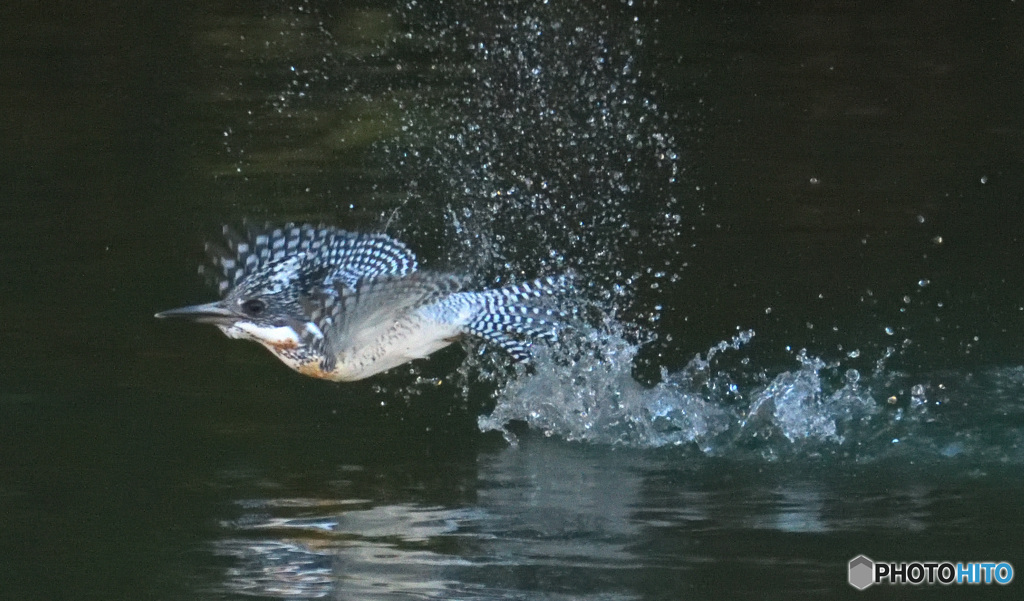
155 253 329 360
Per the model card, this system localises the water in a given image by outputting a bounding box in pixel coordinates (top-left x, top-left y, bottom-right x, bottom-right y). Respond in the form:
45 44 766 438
1 0 1023 598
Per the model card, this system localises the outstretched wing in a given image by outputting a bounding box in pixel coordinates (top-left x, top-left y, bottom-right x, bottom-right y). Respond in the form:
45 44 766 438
202 223 418 296
304 272 465 355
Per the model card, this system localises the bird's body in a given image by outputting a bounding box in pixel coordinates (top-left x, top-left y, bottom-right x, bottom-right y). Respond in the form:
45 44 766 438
219 305 460 381
157 224 568 381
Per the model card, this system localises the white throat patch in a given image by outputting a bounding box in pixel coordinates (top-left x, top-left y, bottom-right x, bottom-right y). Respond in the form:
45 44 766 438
218 321 302 347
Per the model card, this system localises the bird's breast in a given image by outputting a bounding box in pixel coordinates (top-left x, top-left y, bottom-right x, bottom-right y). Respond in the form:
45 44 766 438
324 316 463 381
232 311 464 382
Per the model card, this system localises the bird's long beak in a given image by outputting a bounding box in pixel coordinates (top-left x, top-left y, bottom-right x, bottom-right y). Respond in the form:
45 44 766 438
155 302 237 324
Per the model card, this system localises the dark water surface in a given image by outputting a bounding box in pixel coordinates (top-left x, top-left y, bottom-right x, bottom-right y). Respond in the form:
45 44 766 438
2 0 1023 599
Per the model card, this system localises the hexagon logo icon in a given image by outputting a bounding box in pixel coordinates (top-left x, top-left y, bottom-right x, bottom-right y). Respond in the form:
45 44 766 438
849 555 874 590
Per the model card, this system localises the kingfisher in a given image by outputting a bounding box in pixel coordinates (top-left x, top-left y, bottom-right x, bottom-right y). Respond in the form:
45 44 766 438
155 224 569 381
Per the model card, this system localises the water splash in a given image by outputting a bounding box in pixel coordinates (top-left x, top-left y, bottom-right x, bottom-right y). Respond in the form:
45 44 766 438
737 351 878 447
481 327 889 453
381 0 685 310
478 327 1011 469
479 314 1024 463
481 327 735 448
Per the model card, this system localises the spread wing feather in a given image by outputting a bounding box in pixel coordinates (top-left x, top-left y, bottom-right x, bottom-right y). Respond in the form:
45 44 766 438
202 223 418 297
304 272 466 355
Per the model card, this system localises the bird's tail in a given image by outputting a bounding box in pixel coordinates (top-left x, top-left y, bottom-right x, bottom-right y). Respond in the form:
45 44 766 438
453 274 573 361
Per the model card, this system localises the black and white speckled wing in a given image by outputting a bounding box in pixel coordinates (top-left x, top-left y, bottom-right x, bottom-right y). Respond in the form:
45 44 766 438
450 275 572 361
203 223 418 296
306 272 466 354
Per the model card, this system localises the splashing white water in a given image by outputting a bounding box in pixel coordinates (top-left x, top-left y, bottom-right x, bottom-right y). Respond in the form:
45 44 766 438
480 328 887 454
480 329 734 449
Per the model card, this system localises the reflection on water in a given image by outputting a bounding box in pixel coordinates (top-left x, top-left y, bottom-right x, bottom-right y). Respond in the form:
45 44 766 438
213 441 643 599
207 436 1019 599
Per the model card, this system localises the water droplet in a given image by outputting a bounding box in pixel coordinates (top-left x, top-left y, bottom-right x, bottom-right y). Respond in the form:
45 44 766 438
980 175 988 184
910 384 927 408
884 326 895 336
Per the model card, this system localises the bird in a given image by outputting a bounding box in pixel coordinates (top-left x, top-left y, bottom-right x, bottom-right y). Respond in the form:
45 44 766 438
155 223 570 381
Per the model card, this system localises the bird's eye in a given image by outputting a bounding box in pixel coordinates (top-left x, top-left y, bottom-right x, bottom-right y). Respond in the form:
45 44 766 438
241 299 267 316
